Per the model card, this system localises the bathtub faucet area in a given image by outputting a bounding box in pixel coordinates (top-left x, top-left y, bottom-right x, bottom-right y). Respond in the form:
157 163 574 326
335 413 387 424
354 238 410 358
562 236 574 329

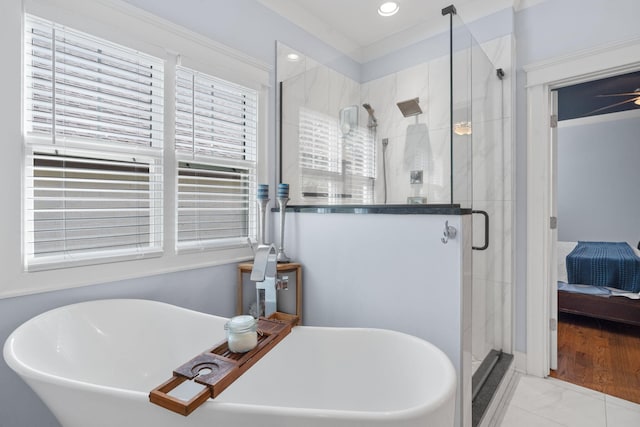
250 244 287 317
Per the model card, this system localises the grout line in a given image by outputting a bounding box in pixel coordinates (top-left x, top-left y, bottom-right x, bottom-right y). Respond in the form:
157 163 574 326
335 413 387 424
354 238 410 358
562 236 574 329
510 404 568 427
604 394 640 411
512 375 619 427
508 374 640 427
543 377 606 401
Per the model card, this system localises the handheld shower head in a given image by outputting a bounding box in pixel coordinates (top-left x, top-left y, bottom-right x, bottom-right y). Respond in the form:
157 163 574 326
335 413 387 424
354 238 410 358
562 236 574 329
339 105 358 136
362 103 378 128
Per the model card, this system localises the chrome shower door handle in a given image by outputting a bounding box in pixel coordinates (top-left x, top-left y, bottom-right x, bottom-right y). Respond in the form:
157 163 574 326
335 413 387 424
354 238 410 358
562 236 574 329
441 220 457 244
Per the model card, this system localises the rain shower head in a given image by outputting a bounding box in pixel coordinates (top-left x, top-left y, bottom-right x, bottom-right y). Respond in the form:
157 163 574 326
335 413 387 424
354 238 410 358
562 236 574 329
362 103 378 128
396 97 423 117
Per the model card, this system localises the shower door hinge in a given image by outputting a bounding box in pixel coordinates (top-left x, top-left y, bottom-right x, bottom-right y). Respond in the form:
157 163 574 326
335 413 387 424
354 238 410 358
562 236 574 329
550 318 557 331
550 216 557 229
550 114 558 128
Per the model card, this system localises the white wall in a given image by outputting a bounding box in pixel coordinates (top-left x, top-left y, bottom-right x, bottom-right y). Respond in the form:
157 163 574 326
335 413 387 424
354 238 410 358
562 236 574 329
557 112 640 245
282 212 472 427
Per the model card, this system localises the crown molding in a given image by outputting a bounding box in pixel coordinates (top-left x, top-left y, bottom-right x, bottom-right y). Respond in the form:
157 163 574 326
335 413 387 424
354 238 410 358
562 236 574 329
524 35 640 88
260 0 518 63
255 0 363 62
24 0 273 73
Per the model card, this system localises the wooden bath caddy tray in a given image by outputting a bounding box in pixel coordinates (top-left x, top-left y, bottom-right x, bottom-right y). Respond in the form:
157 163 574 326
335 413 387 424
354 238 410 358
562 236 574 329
149 314 296 416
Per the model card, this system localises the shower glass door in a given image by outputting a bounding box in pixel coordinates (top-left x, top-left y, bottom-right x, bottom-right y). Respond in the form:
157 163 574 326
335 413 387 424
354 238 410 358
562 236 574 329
450 10 509 413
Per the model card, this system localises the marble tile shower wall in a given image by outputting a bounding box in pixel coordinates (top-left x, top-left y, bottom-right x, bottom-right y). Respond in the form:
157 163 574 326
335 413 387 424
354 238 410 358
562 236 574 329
358 34 515 365
359 35 515 367
469 35 515 363
280 34 514 366
361 58 448 204
281 58 361 203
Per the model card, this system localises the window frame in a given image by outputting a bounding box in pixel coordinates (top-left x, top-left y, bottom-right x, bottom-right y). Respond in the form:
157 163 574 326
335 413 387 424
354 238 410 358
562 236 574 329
2 0 270 298
24 143 165 271
174 65 259 253
23 14 166 270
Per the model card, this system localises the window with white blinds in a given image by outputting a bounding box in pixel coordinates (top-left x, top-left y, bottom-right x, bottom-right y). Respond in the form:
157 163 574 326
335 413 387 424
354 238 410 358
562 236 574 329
23 15 164 270
175 67 257 250
298 107 375 203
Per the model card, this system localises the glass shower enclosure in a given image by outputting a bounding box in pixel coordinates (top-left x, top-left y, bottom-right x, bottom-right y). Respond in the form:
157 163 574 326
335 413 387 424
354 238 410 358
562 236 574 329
449 9 512 422
276 4 511 425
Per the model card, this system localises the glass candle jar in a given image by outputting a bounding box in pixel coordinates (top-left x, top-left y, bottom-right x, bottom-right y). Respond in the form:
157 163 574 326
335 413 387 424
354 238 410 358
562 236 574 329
225 315 258 353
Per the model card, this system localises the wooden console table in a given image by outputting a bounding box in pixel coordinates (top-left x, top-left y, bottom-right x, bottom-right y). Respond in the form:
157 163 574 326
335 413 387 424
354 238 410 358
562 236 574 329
236 262 302 324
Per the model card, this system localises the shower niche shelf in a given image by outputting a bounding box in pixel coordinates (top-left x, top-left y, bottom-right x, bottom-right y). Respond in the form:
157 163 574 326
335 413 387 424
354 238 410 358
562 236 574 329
149 316 293 416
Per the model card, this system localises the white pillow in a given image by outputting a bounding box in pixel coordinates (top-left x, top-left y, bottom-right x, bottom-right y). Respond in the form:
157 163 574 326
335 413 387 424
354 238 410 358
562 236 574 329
557 241 577 283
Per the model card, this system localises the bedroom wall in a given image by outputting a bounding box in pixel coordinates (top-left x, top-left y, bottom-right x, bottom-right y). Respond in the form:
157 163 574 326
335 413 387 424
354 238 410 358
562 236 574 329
557 111 640 246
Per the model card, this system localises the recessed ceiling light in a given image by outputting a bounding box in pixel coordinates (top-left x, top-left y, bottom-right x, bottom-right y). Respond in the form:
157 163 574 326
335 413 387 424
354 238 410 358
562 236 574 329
378 2 399 17
287 53 300 62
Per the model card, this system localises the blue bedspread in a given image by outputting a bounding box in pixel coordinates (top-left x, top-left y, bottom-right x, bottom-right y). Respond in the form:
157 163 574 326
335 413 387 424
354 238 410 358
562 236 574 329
566 242 640 293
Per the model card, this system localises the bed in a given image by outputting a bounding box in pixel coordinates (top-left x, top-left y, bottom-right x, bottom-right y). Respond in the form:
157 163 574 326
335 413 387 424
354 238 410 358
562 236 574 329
557 241 640 326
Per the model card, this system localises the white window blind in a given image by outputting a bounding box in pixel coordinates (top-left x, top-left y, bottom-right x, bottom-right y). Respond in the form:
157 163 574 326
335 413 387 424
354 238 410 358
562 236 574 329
298 107 375 203
299 108 340 174
175 67 257 250
23 15 164 270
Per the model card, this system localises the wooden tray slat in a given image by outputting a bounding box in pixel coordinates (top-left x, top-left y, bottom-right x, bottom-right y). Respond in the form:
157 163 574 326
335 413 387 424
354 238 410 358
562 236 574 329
149 315 294 416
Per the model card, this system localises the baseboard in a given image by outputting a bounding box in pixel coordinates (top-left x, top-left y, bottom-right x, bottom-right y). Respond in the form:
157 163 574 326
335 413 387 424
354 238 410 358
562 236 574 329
514 350 527 373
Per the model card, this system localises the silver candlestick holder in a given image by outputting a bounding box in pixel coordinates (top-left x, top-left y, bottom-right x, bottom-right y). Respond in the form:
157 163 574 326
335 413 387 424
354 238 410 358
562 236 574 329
276 196 290 263
257 197 270 246
276 183 290 262
256 181 270 247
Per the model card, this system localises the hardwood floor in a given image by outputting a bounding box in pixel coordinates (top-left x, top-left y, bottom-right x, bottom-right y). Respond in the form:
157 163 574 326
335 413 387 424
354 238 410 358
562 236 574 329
550 312 640 404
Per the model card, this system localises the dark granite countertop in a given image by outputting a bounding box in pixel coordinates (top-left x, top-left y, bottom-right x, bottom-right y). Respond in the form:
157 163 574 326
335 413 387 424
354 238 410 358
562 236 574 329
272 204 472 215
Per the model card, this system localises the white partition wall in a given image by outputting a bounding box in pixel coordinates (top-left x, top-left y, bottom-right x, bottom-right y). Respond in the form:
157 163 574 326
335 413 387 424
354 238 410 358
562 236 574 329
282 212 472 427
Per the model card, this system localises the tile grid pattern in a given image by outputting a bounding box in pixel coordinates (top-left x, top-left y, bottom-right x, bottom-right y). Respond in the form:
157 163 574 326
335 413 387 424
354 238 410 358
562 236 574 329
497 374 640 427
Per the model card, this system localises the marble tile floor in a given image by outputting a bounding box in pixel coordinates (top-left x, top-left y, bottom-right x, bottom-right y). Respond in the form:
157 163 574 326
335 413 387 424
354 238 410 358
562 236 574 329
496 374 640 427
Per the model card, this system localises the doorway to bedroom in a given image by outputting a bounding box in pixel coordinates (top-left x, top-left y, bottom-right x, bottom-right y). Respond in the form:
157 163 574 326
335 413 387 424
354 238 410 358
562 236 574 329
549 71 640 403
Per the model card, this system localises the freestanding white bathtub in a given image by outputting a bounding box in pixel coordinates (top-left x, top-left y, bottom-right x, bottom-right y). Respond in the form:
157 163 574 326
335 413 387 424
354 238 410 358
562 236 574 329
4 299 456 427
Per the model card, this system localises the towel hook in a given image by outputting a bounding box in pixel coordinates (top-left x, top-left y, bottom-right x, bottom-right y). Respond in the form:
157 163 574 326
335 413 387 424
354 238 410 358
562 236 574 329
441 220 457 244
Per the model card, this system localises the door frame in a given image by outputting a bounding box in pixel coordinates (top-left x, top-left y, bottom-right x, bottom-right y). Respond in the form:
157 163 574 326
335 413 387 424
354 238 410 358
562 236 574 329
524 37 640 377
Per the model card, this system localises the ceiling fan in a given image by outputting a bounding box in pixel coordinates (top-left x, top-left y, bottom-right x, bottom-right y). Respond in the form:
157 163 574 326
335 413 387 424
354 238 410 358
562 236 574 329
587 88 640 115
